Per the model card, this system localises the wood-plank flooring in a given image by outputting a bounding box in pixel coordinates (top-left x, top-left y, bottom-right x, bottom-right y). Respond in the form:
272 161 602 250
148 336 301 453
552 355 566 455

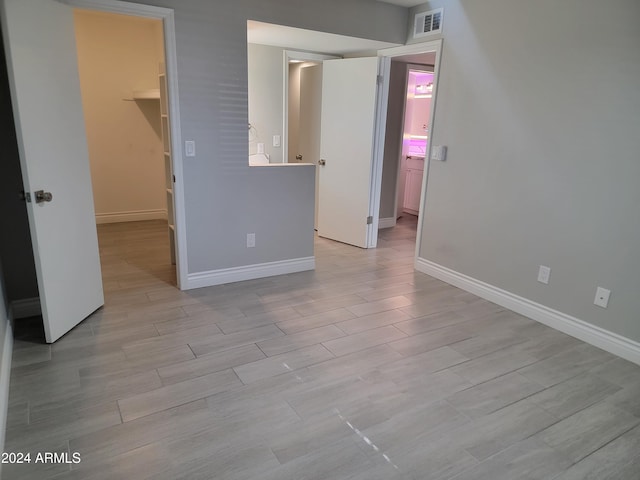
5 217 640 479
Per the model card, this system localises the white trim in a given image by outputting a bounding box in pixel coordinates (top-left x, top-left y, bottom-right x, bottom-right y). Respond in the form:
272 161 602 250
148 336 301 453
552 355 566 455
186 257 315 290
0 321 13 463
415 258 640 366
95 209 167 224
63 0 188 290
365 58 386 248
378 40 443 58
9 297 41 319
282 50 340 165
378 217 396 229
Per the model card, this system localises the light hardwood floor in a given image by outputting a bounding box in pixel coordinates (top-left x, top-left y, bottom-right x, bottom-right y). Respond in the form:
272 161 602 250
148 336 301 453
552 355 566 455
5 217 640 479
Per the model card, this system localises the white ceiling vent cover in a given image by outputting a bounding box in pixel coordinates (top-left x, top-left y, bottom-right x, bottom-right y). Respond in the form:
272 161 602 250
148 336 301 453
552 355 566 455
414 8 443 38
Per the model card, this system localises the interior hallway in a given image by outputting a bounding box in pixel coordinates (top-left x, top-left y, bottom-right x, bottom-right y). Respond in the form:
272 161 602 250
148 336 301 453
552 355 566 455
5 218 640 479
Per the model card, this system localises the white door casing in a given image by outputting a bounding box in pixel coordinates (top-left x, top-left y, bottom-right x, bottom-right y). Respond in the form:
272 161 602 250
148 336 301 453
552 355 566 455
317 57 380 248
1 0 104 342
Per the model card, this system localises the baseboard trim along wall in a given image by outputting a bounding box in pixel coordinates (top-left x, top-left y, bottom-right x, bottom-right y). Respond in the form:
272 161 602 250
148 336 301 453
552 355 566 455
416 257 640 366
10 297 41 319
378 217 396 229
186 256 316 290
95 209 167 224
0 321 13 463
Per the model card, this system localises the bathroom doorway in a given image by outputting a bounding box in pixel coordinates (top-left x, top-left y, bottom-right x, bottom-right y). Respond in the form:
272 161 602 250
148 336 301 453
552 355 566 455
396 67 434 221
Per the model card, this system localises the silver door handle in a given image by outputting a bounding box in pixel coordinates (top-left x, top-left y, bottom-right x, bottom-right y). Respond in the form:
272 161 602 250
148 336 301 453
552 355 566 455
34 190 53 203
318 159 326 166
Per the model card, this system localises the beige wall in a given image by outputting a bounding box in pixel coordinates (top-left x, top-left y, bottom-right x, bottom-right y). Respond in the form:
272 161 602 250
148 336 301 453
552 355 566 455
74 10 166 223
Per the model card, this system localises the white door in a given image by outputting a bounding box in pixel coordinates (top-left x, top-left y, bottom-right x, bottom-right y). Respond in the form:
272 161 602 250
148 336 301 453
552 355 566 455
317 57 379 248
1 0 104 342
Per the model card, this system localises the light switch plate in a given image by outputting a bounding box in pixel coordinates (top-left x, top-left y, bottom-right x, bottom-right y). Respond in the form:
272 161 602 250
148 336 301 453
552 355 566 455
431 145 447 161
273 135 281 148
185 140 196 157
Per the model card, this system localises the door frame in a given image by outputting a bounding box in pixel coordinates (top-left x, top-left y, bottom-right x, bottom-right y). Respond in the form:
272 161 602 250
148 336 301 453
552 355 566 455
62 0 188 289
374 39 443 257
282 50 339 165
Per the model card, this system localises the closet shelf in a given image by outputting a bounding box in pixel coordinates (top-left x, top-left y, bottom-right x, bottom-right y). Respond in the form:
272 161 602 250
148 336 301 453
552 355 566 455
132 89 160 100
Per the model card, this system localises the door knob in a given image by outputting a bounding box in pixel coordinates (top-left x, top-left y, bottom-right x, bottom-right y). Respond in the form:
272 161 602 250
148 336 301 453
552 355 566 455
34 190 53 204
318 159 326 166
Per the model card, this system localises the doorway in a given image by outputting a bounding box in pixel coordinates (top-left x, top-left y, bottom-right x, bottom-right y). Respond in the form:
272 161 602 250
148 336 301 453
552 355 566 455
283 51 337 230
375 41 442 259
396 66 434 218
1 0 186 342
73 9 177 290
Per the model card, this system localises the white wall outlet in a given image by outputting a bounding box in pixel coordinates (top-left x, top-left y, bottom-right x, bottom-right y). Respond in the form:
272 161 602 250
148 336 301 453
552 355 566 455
246 233 256 248
273 135 281 147
185 140 196 157
431 145 447 161
537 265 551 284
594 287 611 309
257 143 265 154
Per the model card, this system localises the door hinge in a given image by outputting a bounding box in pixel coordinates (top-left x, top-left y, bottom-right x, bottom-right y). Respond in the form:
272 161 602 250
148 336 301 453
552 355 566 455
376 75 384 85
367 216 373 225
173 175 176 183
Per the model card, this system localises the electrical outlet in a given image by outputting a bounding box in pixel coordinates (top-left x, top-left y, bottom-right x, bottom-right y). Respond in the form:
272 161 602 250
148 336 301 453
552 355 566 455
594 287 611 309
537 265 551 284
246 233 255 248
257 143 265 154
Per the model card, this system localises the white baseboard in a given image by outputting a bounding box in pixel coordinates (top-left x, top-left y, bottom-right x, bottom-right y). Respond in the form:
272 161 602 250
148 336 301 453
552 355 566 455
415 257 640 366
96 209 167 224
186 256 316 290
10 297 41 319
378 217 396 229
0 320 13 462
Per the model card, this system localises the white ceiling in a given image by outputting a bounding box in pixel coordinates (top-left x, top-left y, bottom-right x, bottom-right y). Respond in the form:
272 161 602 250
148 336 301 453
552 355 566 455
247 21 401 55
377 0 428 7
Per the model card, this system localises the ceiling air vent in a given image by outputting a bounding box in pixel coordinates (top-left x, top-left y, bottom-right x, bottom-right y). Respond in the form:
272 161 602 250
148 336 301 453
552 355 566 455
414 8 443 38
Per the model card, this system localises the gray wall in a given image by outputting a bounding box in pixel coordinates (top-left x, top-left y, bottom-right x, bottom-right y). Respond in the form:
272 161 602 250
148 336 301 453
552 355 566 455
411 0 640 342
119 0 407 273
0 32 16 456
0 27 37 303
247 43 284 164
0 257 10 456
379 60 407 220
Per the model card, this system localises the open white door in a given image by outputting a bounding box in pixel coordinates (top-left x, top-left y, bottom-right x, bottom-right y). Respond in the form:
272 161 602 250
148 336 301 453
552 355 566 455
1 0 104 342
317 57 379 248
